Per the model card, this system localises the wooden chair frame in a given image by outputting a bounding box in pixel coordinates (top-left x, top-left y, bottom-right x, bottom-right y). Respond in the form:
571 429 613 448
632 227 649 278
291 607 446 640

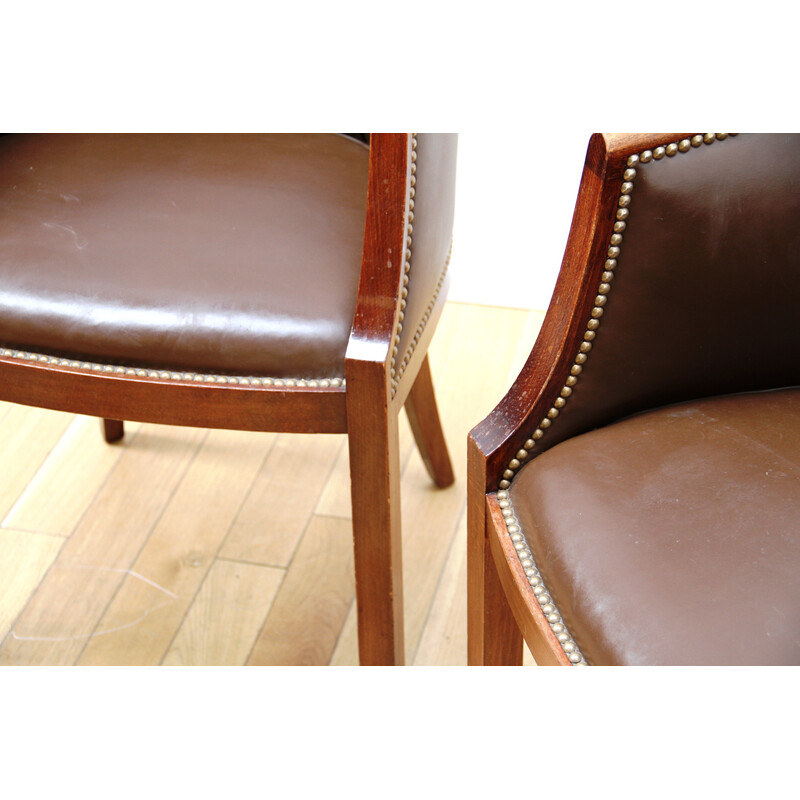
466 133 697 666
0 133 454 666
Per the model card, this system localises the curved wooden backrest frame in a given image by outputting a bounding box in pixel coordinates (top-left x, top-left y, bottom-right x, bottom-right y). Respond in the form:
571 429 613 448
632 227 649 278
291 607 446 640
469 133 695 491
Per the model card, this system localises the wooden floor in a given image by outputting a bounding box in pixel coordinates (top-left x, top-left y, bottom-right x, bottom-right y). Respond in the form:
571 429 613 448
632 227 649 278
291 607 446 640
0 301 543 666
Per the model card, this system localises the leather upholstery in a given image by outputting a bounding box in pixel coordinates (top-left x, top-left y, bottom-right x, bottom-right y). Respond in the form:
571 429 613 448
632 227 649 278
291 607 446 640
510 388 800 666
398 134 457 363
0 133 369 377
535 133 800 456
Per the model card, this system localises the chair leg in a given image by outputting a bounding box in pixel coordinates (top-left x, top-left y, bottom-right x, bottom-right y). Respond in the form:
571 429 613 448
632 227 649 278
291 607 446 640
347 378 405 666
102 418 125 444
467 455 522 665
404 354 455 488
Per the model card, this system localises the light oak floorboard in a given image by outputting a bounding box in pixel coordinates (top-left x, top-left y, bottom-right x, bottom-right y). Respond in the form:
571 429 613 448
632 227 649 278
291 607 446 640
162 559 283 666
0 405 74 522
77 428 273 665
247 515 355 666
4 415 142 537
220 432 344 567
0 528 64 642
0 425 205 665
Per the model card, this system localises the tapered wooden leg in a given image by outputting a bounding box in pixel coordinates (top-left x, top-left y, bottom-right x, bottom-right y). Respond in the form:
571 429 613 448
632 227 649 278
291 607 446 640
467 442 522 665
102 418 125 444
404 354 455 488
346 365 405 666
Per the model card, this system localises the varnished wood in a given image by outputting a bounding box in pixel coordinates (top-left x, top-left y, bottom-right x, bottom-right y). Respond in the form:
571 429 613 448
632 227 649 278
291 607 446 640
467 440 522 665
0 358 349 434
346 359 405 665
102 418 124 443
404 354 454 488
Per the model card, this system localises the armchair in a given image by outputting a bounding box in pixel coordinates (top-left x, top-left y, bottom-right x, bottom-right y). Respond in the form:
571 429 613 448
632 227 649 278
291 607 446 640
468 133 800 665
0 132 457 665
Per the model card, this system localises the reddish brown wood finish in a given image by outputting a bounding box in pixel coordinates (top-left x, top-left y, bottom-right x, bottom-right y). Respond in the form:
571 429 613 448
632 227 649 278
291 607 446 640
345 133 411 666
467 134 696 665
467 441 522 665
469 134 695 489
0 132 454 666
102 418 124 443
0 358 349 433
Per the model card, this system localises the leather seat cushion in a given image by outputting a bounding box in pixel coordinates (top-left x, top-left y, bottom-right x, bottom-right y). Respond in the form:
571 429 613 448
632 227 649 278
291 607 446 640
0 133 369 377
509 388 800 665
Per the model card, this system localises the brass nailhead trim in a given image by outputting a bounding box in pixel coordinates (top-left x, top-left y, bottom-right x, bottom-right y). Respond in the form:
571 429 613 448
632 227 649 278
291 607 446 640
498 490 588 665
391 245 452 398
0 348 345 388
389 133 417 399
497 133 738 665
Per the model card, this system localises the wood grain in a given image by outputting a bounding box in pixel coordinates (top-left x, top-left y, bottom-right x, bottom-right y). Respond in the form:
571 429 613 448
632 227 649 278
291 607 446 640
162 559 283 666
77 428 272 665
0 528 64 642
4 415 142 537
247 515 355 666
0 425 204 665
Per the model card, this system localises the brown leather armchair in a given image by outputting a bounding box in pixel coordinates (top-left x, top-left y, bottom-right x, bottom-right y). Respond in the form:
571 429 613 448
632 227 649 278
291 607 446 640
468 133 800 666
0 132 457 665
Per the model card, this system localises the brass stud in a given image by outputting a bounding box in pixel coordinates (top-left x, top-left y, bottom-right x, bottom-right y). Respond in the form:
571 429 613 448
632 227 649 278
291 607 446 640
653 146 665 160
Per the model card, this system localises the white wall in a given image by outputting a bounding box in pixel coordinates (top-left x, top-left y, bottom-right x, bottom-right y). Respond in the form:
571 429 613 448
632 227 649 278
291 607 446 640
447 130 592 311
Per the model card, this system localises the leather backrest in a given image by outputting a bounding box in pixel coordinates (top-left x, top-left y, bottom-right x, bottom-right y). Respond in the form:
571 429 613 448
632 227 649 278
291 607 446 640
541 133 800 451
396 134 457 366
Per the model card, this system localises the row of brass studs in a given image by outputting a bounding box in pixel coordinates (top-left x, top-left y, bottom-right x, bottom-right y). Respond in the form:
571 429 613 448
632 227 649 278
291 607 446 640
390 134 418 398
0 348 345 388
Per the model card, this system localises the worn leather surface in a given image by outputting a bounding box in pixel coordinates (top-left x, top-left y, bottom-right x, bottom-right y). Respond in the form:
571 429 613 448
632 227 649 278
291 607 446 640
510 388 800 665
398 134 457 364
536 133 800 455
0 133 369 376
